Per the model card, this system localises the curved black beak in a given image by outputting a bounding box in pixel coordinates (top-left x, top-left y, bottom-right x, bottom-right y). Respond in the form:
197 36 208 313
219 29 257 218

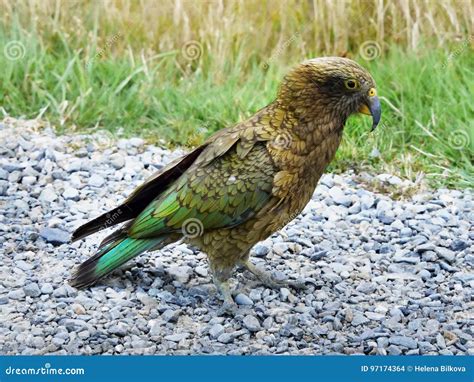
359 95 381 131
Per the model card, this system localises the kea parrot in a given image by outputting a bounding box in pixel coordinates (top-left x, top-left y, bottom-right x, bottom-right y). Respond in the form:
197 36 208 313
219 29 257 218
70 57 381 313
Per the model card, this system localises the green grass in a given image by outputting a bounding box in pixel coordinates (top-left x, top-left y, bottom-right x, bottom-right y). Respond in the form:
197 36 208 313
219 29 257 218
0 26 472 188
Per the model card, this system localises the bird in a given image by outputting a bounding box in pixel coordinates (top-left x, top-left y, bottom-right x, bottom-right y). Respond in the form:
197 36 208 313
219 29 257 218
70 57 381 313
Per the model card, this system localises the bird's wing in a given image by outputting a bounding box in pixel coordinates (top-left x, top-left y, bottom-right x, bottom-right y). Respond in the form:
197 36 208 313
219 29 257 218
128 122 279 239
71 144 208 241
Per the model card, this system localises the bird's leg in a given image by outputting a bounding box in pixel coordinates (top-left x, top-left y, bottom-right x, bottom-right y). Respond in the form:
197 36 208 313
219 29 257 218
241 260 306 290
214 278 238 316
209 263 238 316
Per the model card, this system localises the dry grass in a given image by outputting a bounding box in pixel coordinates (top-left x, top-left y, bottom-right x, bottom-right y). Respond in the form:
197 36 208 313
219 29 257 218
1 0 472 70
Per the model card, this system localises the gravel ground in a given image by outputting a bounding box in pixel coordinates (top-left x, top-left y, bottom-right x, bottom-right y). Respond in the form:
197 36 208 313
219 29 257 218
0 118 473 355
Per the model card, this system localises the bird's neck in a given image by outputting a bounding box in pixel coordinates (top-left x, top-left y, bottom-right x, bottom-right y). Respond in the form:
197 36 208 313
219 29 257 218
270 100 346 154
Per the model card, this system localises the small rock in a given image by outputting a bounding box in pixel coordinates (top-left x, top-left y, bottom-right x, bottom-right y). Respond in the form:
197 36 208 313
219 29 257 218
390 336 418 349
63 187 80 201
72 303 86 315
148 320 161 336
109 153 125 169
39 227 70 245
235 293 253 306
161 309 180 323
108 323 129 337
129 137 144 147
40 283 54 294
217 333 234 344
194 266 208 277
23 283 41 297
387 345 402 355
435 247 455 263
88 174 105 188
8 289 25 300
253 244 270 258
360 194 375 210
22 176 36 186
328 187 352 207
451 240 469 252
39 187 57 203
209 324 225 339
164 333 189 342
243 315 261 332
352 312 369 326
356 282 376 294
168 266 192 283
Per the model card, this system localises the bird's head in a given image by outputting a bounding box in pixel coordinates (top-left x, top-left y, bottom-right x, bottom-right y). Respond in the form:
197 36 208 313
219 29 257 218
278 57 381 131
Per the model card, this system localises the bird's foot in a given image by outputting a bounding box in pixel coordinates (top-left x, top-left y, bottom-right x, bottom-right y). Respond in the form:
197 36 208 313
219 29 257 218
241 260 307 291
212 277 240 316
217 301 239 316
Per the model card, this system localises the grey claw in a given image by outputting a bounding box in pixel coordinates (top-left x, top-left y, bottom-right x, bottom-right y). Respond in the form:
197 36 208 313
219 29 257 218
217 301 239 316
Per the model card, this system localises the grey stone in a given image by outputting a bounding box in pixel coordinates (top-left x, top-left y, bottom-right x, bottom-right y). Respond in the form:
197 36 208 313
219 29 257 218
217 333 234 344
52 286 68 298
209 324 225 339
16 260 33 271
40 283 54 294
109 153 125 169
129 137 145 147
360 194 375 210
39 227 69 245
23 283 41 297
22 176 36 186
328 187 352 207
108 323 129 337
352 313 370 326
390 336 418 349
39 187 57 202
387 345 402 355
88 174 105 187
8 290 25 300
253 244 270 258
356 282 376 294
63 187 79 201
235 293 253 306
168 266 192 283
435 247 455 263
161 309 180 323
451 240 469 252
164 333 189 342
243 315 261 332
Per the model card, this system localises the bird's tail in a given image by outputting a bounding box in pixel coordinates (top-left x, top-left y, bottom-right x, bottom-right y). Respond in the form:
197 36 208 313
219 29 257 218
70 235 165 289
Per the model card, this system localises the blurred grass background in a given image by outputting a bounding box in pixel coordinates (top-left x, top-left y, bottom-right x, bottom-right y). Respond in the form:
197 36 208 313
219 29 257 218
0 0 472 187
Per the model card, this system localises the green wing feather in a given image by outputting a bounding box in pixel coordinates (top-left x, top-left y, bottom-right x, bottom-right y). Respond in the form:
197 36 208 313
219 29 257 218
128 142 275 239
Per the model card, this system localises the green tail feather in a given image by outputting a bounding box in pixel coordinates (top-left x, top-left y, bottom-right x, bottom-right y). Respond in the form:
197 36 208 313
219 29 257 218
70 236 164 288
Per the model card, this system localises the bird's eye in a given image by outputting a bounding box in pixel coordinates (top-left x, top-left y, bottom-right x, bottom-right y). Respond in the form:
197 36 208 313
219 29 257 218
344 79 358 90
